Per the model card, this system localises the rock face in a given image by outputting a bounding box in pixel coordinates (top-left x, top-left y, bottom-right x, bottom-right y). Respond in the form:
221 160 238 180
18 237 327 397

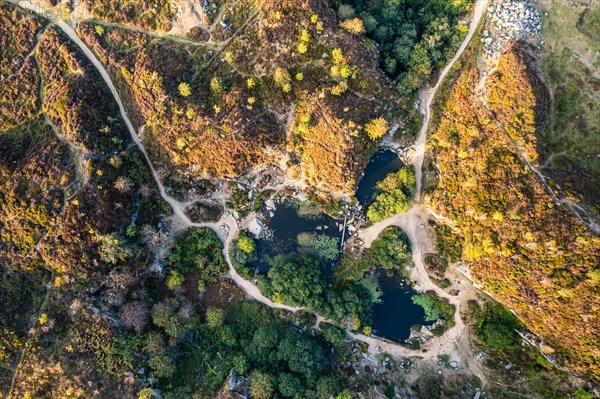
215 369 248 399
483 0 542 58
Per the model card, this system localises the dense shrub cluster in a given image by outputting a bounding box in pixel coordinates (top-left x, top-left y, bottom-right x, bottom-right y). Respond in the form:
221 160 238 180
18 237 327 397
474 301 523 349
229 231 258 278
366 166 415 222
37 27 130 153
0 3 44 131
77 0 394 194
86 0 176 31
429 43 600 378
167 228 226 286
368 226 412 275
258 254 379 332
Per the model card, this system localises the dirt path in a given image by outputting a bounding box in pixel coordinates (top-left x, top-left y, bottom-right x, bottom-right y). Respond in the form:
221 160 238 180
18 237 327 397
10 0 488 368
10 0 300 311
413 0 488 198
354 0 490 364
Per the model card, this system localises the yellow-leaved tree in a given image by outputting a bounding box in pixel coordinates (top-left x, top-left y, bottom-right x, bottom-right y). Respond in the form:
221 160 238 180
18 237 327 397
365 117 388 140
340 18 365 35
178 82 191 97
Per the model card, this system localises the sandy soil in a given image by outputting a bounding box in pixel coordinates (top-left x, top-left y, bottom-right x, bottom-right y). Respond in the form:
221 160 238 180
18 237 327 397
169 0 210 36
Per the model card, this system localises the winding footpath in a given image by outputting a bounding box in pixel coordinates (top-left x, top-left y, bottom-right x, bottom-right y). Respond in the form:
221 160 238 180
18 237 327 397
356 0 489 356
414 0 488 198
11 0 488 360
12 0 302 312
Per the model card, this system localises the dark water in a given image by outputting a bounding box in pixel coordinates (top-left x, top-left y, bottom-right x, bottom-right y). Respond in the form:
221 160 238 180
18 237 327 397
251 147 427 341
251 201 346 275
371 270 428 341
354 149 405 206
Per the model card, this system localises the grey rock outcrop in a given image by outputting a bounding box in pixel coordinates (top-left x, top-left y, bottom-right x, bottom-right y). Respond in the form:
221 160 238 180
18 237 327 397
483 0 542 58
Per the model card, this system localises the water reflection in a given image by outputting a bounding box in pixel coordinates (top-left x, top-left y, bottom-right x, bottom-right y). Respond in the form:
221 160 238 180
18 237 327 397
355 149 404 207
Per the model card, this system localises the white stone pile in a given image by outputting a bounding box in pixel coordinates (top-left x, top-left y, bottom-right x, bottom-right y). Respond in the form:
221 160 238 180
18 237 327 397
482 0 542 58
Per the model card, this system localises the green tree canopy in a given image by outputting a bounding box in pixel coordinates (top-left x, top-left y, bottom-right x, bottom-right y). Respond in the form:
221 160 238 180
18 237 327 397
369 226 412 272
277 330 328 381
267 255 325 307
367 167 416 222
167 228 226 283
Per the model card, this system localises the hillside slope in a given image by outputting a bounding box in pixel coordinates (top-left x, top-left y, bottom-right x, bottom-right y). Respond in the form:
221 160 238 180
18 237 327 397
537 0 600 218
77 0 396 194
429 42 600 380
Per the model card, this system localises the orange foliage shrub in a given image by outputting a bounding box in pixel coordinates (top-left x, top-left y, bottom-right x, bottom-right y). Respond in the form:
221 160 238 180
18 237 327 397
77 0 393 193
86 0 175 31
37 28 129 153
294 98 356 192
486 44 548 164
429 44 600 379
0 4 44 130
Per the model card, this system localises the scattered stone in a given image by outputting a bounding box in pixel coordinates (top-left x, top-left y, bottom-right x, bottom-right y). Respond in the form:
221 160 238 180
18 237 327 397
265 199 276 210
246 218 264 238
484 0 542 58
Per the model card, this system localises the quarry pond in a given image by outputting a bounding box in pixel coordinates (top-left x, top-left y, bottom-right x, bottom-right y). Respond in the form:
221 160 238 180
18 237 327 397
250 200 346 276
371 270 428 341
354 149 405 207
248 149 428 341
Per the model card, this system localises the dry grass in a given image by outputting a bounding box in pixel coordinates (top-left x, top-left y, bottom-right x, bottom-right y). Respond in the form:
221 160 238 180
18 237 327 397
537 0 600 212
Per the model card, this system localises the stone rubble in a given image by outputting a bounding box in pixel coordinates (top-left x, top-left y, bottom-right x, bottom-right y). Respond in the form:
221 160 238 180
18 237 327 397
483 0 542 58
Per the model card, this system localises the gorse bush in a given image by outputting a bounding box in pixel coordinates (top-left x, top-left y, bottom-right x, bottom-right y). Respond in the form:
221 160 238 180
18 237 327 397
340 18 365 35
237 232 256 254
365 117 389 140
